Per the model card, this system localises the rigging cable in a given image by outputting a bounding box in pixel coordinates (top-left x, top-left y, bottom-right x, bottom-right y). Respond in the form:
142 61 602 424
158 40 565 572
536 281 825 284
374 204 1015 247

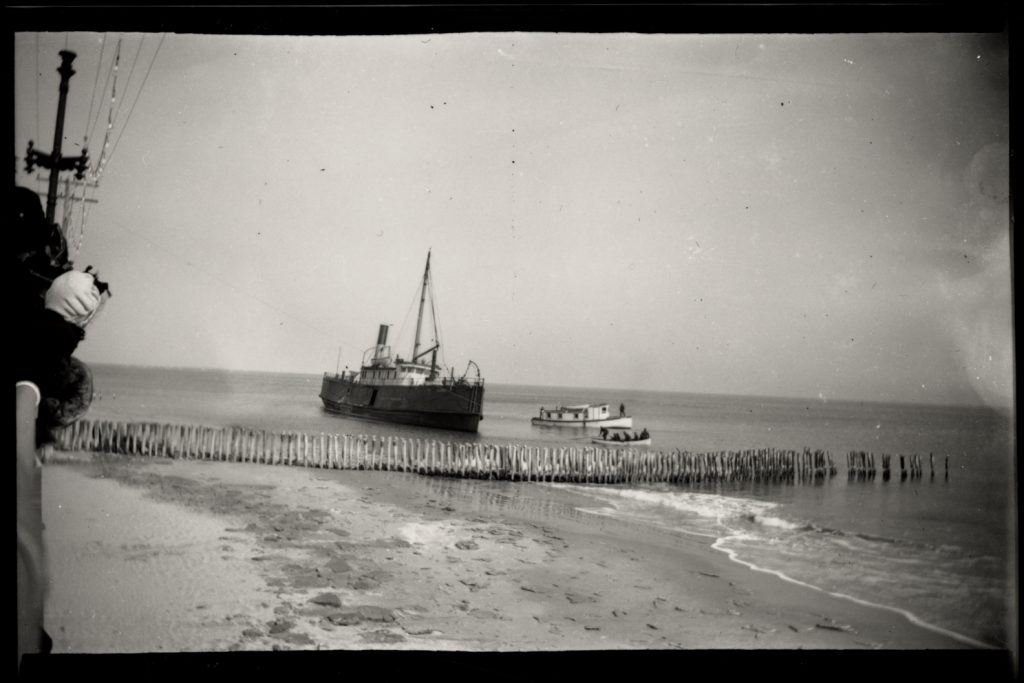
395 277 424 360
67 172 92 262
105 33 164 170
68 37 120 260
427 274 448 370
87 37 118 145
83 32 108 150
68 33 110 260
74 34 162 257
106 35 145 144
70 181 98 262
89 37 120 182
34 33 40 146
61 176 73 234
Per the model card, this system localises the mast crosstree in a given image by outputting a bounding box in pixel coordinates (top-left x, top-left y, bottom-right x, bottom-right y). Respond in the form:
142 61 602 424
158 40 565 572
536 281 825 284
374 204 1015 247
24 51 91 226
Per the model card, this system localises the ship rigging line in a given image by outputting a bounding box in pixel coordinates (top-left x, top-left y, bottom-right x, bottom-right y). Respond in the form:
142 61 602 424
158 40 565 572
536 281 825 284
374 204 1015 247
87 38 121 183
105 33 164 170
34 34 40 145
86 37 118 148
83 33 108 148
427 274 447 369
395 278 424 360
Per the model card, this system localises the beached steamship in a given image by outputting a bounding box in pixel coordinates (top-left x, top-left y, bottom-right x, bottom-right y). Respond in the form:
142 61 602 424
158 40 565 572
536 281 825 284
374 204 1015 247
319 252 485 432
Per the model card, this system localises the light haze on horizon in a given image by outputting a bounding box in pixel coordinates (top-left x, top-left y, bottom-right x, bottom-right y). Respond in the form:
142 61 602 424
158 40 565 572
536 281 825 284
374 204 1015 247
13 31 1012 408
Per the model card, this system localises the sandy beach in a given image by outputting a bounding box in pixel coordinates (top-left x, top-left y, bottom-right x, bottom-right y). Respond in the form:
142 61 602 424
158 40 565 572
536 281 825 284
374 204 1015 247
35 452 986 651
22 451 1015 680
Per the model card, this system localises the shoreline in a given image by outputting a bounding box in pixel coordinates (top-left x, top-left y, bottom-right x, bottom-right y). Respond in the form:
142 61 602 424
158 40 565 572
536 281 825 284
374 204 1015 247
708 537 994 650
41 453 982 653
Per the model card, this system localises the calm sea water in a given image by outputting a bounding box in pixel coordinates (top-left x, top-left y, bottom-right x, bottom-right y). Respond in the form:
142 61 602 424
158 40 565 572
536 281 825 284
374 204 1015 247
83 364 1014 648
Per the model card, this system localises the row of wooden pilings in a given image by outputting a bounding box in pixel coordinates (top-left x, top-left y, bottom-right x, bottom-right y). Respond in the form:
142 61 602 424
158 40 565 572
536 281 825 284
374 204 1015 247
51 419 940 486
846 451 947 481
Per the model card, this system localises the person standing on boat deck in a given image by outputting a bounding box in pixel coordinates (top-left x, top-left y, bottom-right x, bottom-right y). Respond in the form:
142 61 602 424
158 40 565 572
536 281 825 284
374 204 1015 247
600 427 608 440
14 186 105 666
619 403 625 417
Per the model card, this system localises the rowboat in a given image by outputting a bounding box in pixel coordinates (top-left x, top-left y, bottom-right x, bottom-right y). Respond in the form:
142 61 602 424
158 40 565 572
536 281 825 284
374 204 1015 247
591 427 651 447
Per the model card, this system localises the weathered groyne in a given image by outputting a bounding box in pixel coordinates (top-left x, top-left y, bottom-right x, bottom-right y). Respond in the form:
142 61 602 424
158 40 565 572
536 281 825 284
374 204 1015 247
50 419 943 485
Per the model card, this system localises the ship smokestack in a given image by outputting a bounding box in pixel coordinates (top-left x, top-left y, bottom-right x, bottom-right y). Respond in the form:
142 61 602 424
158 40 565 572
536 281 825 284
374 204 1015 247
373 324 390 362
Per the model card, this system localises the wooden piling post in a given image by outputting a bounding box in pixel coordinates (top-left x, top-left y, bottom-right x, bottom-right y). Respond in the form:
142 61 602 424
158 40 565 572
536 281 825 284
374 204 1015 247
44 417 934 489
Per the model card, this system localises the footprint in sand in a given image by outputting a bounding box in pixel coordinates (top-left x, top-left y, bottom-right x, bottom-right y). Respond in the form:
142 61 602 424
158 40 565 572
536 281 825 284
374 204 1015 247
309 592 343 608
360 629 405 644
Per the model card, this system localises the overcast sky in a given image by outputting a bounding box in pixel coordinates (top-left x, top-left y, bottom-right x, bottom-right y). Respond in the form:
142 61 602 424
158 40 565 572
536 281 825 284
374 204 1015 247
13 30 1011 407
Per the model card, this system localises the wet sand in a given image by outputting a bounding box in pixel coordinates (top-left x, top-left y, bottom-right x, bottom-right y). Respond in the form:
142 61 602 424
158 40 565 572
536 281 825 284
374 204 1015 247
36 451 989 658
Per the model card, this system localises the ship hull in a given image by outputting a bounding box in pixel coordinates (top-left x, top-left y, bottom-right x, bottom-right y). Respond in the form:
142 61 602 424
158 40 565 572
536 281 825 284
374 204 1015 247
319 375 484 433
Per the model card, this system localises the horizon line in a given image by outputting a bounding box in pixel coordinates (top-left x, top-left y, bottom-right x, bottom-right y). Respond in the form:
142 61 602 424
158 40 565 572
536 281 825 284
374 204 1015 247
83 361 1009 412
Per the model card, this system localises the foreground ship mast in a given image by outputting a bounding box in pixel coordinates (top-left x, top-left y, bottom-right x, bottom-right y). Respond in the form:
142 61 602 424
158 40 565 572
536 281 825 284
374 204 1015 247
24 50 91 226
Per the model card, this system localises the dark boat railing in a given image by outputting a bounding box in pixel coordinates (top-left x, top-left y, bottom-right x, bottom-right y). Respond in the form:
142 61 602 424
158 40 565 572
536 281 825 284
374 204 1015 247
322 371 484 387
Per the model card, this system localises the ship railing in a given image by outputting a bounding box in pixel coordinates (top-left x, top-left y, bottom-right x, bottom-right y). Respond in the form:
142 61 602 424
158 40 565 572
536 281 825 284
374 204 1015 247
440 376 485 387
324 370 359 381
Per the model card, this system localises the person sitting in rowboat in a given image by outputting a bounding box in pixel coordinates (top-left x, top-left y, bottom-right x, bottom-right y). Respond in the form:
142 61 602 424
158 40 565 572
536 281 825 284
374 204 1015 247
640 428 649 439
599 427 608 440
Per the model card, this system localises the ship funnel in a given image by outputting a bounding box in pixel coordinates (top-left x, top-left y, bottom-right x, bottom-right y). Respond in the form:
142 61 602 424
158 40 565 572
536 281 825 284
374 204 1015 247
372 324 390 362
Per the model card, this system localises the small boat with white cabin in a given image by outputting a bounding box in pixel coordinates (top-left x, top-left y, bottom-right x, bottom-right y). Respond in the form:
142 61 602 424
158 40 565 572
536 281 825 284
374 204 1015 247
531 403 633 429
591 427 651 447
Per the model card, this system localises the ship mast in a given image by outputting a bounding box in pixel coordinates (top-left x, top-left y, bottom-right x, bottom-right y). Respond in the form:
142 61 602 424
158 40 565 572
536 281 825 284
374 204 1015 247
412 250 431 362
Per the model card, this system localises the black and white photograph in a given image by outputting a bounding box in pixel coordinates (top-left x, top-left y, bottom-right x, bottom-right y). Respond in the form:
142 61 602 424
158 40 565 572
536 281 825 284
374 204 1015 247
12 5 1014 677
